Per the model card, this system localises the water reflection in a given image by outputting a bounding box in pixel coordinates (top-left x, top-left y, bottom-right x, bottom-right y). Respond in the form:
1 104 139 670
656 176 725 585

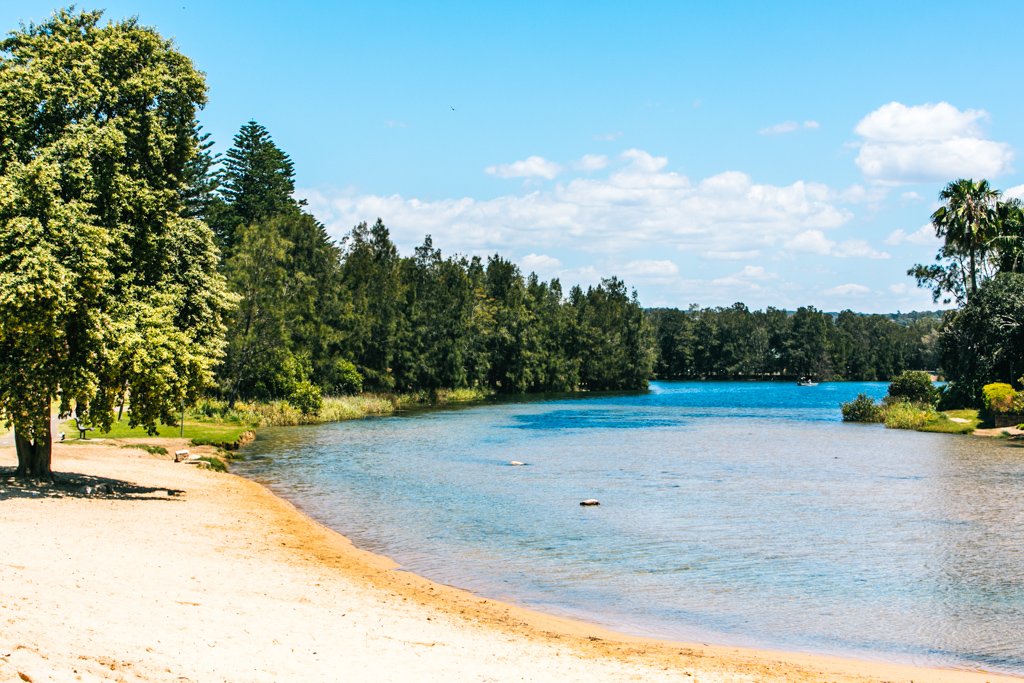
235 382 1024 674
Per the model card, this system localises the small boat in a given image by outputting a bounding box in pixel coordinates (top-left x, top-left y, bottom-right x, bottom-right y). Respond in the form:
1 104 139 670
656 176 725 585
796 377 818 386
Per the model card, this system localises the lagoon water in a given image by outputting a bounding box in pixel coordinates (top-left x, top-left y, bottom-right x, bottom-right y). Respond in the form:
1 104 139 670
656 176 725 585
235 382 1024 674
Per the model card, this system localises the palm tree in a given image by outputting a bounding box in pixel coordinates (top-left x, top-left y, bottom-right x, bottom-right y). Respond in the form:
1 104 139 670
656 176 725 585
991 198 1024 274
930 179 1000 299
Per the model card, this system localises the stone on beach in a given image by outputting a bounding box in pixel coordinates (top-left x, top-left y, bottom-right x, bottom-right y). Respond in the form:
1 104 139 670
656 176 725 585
579 499 600 506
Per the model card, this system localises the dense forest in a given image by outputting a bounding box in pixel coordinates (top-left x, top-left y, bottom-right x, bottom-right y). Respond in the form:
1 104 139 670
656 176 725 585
194 121 654 405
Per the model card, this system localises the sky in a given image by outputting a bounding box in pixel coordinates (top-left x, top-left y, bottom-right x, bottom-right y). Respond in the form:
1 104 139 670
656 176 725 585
5 1 1024 313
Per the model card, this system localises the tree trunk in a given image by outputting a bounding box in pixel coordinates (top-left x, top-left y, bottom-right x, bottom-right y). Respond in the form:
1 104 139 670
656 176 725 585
13 407 53 481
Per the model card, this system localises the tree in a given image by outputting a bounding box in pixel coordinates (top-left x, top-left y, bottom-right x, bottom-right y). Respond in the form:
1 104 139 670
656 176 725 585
211 120 301 254
938 273 1024 407
910 178 1000 305
0 9 231 478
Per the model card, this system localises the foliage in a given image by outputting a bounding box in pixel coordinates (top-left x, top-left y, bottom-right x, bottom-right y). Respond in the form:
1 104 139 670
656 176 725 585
0 9 231 477
841 394 884 422
327 358 364 395
909 179 1001 305
938 273 1024 407
981 383 1020 415
885 371 940 407
287 380 323 416
883 402 933 430
61 417 250 446
197 456 227 472
120 444 168 456
917 409 981 434
649 306 939 381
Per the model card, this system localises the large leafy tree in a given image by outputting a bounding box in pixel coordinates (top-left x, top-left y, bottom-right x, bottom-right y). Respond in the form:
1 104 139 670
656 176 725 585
938 273 1024 407
910 178 1000 304
0 9 231 478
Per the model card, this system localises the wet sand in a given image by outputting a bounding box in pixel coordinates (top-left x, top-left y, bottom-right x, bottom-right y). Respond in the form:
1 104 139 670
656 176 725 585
1 440 1020 682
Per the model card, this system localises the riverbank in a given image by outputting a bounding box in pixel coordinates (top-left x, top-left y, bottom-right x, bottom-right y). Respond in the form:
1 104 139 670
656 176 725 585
1 440 1020 682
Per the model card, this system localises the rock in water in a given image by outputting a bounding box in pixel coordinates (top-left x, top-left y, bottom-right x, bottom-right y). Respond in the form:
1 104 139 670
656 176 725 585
508 460 525 466
579 499 600 506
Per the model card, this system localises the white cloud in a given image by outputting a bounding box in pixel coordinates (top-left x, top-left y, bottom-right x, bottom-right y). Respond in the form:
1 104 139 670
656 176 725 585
759 120 820 136
702 249 762 261
826 283 871 296
889 283 913 295
485 155 562 180
593 131 623 141
885 223 940 247
832 240 890 260
900 191 923 202
575 154 609 172
785 230 834 255
712 265 778 289
301 149 852 261
853 102 1013 183
1004 184 1024 200
619 259 679 278
521 253 562 272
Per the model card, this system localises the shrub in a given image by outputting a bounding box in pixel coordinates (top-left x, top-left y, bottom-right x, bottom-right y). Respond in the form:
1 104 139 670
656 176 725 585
982 382 1018 414
841 394 883 422
288 380 323 416
886 371 940 407
883 401 932 430
330 358 364 395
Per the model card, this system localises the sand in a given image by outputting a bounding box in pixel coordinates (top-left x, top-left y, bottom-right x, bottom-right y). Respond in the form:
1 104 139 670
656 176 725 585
1 440 1020 683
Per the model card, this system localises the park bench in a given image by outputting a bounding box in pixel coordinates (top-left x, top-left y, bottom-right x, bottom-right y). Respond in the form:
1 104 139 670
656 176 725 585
71 418 94 440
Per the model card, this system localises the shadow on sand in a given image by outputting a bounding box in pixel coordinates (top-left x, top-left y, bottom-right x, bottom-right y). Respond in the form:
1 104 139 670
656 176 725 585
0 467 184 502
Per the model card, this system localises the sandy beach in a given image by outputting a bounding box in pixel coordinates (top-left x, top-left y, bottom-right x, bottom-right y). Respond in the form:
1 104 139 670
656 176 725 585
1 439 1020 683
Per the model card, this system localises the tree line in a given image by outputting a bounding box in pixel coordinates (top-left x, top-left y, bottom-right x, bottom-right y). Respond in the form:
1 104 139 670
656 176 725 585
198 123 655 407
648 305 939 381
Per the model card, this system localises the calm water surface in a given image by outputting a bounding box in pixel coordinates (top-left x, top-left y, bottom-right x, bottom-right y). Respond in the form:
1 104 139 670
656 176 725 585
235 382 1024 673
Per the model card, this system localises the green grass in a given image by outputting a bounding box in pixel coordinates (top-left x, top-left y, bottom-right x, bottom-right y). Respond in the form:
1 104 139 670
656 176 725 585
120 443 168 455
61 418 250 447
883 402 932 430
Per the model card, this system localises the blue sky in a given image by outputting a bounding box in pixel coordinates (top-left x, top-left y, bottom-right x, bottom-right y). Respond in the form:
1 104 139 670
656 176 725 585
6 2 1024 313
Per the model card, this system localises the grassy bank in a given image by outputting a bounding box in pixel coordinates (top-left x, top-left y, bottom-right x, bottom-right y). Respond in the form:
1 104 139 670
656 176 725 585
60 387 494 450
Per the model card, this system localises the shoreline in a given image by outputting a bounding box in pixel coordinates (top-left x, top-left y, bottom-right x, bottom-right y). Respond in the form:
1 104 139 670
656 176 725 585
2 440 1021 682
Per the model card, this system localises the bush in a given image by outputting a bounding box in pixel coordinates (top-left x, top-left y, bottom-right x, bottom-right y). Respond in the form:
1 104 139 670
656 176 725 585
982 382 1018 414
841 394 883 422
883 401 933 430
886 371 940 407
288 380 323 416
329 358 364 395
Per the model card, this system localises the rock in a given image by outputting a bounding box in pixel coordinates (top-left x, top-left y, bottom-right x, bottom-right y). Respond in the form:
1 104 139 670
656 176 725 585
508 460 525 466
579 499 600 506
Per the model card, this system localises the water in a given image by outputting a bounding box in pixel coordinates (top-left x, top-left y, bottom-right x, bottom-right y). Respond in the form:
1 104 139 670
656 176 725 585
235 382 1024 674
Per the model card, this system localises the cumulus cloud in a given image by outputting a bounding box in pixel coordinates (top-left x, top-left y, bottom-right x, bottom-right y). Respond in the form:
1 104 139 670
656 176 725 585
521 253 562 272
758 120 820 136
301 149 852 261
885 224 940 247
485 155 562 180
1004 184 1024 200
853 102 1013 183
783 230 888 259
826 283 871 296
785 230 834 255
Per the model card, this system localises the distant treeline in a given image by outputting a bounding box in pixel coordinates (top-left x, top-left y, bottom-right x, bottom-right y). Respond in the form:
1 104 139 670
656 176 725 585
648 305 940 381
